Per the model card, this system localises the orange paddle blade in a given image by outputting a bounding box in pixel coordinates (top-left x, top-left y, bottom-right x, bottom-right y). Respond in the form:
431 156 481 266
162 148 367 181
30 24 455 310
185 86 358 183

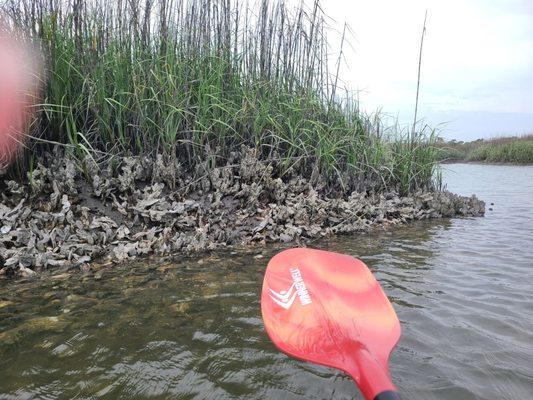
261 248 401 400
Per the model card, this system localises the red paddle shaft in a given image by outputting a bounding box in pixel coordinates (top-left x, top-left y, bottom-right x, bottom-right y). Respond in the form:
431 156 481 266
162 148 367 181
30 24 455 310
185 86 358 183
261 248 401 400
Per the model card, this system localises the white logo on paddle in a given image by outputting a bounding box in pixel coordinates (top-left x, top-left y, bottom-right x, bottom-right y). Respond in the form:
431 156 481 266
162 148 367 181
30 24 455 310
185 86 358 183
269 267 312 309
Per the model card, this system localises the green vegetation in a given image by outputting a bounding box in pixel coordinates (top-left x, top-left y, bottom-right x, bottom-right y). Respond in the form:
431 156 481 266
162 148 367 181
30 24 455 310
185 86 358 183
3 0 439 194
467 135 533 163
436 138 483 162
437 135 533 164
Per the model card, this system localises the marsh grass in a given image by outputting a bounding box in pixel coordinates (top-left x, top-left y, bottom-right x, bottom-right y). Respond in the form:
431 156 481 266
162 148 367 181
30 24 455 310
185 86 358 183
2 0 440 194
438 135 533 164
468 138 533 164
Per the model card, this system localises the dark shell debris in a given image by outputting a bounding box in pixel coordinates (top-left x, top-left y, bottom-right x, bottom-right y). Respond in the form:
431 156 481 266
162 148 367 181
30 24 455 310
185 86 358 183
0 147 484 278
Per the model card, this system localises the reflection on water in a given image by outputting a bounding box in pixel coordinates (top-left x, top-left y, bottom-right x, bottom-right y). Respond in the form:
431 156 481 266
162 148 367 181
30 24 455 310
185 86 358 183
1 163 532 399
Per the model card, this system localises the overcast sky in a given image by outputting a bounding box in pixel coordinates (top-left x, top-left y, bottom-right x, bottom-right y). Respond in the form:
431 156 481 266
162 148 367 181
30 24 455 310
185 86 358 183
315 0 533 140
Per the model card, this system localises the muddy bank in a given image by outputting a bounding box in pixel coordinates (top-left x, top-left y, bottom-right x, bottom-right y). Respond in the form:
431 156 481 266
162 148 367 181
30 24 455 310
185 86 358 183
0 147 484 278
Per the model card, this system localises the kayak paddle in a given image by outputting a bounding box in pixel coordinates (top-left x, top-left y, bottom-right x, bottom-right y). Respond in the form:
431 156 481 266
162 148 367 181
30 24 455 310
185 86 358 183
261 248 401 400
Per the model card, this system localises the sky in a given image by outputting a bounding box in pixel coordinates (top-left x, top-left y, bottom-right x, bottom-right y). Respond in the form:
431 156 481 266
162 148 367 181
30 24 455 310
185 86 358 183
313 0 533 140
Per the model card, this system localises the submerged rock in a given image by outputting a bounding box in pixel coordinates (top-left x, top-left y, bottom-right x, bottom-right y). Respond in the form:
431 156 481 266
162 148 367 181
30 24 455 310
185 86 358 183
0 300 13 309
170 301 191 315
0 147 485 277
0 316 68 345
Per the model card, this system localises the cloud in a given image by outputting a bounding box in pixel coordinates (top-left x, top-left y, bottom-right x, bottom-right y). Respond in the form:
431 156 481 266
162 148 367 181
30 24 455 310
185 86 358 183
310 0 533 138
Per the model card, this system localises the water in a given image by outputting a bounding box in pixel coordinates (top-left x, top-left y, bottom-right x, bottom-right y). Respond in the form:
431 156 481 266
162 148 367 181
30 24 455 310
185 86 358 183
1 163 532 400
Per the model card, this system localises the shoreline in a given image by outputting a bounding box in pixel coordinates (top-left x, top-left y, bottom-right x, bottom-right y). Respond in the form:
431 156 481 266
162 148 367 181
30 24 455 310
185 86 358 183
1 149 485 279
440 160 533 166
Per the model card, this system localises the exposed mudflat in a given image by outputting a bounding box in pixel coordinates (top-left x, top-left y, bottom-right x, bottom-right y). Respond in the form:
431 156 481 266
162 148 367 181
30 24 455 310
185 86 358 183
0 148 484 278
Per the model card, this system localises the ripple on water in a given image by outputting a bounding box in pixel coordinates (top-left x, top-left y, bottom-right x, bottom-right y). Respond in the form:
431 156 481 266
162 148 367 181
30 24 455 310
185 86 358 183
1 164 533 399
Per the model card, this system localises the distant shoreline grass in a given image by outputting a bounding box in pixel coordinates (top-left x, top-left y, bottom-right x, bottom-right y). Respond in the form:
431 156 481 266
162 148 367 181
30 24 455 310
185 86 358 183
437 135 533 164
2 0 439 195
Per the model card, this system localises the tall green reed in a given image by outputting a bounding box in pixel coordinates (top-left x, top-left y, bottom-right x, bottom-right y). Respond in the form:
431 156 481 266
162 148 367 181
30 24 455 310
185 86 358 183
2 0 440 194
468 140 533 164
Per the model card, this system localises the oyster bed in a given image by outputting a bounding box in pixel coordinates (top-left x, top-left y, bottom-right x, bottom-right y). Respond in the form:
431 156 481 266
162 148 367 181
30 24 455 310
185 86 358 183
0 148 484 277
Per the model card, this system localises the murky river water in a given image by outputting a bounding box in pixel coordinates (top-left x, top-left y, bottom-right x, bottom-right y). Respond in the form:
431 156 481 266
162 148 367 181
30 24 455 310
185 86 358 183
1 163 532 400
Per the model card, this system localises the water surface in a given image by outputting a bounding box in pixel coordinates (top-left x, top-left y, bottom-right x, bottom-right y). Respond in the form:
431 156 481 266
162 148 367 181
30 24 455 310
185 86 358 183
1 163 532 399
